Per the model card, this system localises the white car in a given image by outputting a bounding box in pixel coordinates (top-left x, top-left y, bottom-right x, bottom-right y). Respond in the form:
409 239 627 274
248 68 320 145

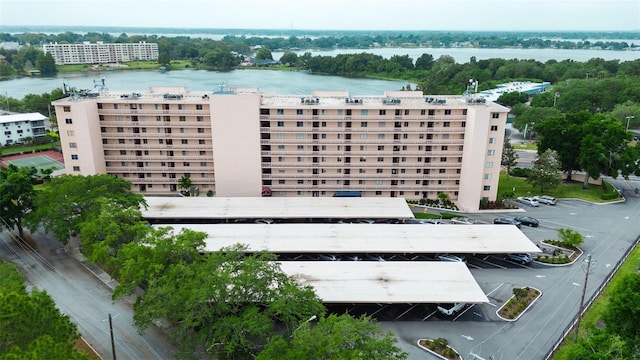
437 254 467 262
517 196 540 207
534 195 557 205
450 217 474 225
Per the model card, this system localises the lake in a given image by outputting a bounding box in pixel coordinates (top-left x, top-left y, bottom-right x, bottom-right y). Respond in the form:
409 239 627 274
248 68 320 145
1 69 413 99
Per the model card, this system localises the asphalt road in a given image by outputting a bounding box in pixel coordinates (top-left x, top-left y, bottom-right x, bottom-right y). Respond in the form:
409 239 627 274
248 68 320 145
392 187 640 360
0 229 178 360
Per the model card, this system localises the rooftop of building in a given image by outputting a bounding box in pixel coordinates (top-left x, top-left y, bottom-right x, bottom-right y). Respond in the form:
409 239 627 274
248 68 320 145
0 112 47 124
162 223 542 254
143 196 415 220
279 261 489 304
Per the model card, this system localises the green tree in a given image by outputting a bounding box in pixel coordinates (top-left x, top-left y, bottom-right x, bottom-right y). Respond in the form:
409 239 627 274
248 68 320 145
158 52 171 67
527 149 562 194
512 106 561 133
414 53 434 70
0 164 36 239
496 91 529 108
0 263 86 359
255 46 273 61
26 174 145 244
178 174 192 195
35 52 57 76
556 228 584 248
279 52 298 66
536 112 589 182
78 201 149 269
114 238 324 359
258 314 408 360
501 138 518 178
610 101 640 130
603 273 640 344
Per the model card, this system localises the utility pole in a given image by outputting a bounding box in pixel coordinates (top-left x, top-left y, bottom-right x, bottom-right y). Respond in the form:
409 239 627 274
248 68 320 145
625 115 634 132
109 313 117 360
573 254 593 342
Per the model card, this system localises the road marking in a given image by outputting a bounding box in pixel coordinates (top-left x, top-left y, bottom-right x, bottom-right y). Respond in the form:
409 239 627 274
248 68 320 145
486 283 504 296
462 335 474 341
569 212 578 216
585 235 594 238
573 282 581 287
473 312 482 317
536 275 546 278
606 263 611 268
487 302 497 307
625 216 629 220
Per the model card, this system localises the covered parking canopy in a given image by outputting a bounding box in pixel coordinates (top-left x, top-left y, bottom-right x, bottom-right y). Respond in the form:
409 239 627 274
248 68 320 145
162 224 541 255
143 196 414 221
279 261 489 304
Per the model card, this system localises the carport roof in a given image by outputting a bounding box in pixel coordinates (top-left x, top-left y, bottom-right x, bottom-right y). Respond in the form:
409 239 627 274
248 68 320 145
143 196 414 219
162 224 541 254
279 261 489 304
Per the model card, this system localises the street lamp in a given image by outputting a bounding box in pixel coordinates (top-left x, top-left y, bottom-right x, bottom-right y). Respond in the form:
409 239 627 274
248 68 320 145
553 92 560 107
293 315 318 334
625 116 634 132
573 254 594 342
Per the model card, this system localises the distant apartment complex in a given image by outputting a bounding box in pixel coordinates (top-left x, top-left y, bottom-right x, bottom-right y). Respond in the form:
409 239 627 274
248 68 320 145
0 112 50 145
52 87 508 211
43 41 159 65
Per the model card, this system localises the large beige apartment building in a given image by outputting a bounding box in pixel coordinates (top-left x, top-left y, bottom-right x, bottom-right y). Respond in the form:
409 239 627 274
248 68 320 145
52 86 508 211
43 41 159 65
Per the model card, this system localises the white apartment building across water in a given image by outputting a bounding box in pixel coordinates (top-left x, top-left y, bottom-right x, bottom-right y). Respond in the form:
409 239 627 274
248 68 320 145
43 41 159 65
52 87 508 211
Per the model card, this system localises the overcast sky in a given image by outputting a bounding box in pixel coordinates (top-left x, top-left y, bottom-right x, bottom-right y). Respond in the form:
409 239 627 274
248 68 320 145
1 0 639 32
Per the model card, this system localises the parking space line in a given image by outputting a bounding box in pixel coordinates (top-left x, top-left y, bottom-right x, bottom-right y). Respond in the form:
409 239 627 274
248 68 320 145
396 304 417 320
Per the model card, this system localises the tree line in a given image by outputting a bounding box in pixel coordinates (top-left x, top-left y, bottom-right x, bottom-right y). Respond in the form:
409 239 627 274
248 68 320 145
0 172 407 359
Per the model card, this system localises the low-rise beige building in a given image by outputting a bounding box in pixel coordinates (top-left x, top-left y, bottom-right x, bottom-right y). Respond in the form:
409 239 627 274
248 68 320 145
52 86 508 211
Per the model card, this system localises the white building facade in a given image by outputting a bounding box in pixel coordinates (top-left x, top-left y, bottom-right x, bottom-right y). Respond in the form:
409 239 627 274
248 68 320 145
43 41 159 65
0 112 50 145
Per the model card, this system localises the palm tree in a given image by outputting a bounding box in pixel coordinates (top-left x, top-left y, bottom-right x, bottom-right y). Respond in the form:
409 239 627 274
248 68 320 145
178 175 192 196
437 192 450 205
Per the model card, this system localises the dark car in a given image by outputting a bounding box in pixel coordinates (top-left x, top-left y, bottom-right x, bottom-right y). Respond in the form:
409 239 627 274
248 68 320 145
514 216 539 227
493 217 522 228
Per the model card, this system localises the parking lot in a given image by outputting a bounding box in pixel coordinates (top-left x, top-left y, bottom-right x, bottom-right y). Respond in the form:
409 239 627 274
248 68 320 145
387 194 640 360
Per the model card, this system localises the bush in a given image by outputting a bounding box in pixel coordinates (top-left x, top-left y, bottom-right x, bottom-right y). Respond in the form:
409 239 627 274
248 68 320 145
600 192 619 200
206 189 214 197
509 167 531 178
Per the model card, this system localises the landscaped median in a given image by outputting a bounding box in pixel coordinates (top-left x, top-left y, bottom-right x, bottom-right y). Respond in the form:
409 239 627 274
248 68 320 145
496 286 542 321
417 338 462 360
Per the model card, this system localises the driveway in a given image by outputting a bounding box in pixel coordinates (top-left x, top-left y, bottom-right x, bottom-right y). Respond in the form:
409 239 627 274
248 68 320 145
0 229 178 360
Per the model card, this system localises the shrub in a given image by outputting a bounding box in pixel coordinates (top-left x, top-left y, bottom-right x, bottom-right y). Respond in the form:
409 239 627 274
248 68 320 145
206 189 214 197
509 167 531 178
600 192 619 200
434 338 448 349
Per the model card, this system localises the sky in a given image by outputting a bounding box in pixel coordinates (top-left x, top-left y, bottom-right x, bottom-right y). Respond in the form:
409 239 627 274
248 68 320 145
1 0 639 32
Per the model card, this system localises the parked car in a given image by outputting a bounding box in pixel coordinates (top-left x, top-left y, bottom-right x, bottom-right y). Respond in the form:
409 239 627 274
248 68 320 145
437 303 466 316
437 254 467 262
534 195 557 205
516 196 540 207
493 217 522 228
505 253 533 265
450 217 474 225
514 216 539 227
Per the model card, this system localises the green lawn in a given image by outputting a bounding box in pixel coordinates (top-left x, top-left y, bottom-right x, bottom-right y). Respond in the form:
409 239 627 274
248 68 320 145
497 172 620 203
552 243 640 359
1 141 60 157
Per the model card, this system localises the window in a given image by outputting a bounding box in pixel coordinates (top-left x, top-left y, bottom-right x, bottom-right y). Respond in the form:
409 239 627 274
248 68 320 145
297 121 304 127
378 134 385 139
377 169 383 173
276 109 284 115
379 109 386 115
71 154 78 160
378 122 385 128
492 112 500 119
484 185 491 191
376 180 383 185
66 130 74 136
182 139 188 144
65 118 73 124
120 150 127 155
377 157 384 162
442 145 448 151
63 106 70 112
72 166 80 171
440 157 447 162
346 109 352 116
490 125 498 131
116 127 124 133
462 109 467 115
360 133 367 139
197 116 204 122
277 121 285 127
199 140 205 145
428 109 435 116
489 137 496 144
296 109 303 115
296 133 304 139
378 145 384 151
443 121 450 127
179 116 186 122
69 142 77 148
361 110 368 116
485 173 492 180
486 162 494 168
183 162 190 167
196 104 203 110
198 128 205 133
487 149 495 156
421 110 426 115
360 121 367 127
199 150 206 155
444 109 451 115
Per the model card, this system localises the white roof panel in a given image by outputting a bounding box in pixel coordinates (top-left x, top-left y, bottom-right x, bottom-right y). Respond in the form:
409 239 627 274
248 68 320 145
143 196 414 219
0 112 47 124
279 261 488 303
163 224 541 254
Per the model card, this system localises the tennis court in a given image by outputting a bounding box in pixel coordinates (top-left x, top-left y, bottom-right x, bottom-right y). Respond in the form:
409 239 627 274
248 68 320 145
0 150 65 174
